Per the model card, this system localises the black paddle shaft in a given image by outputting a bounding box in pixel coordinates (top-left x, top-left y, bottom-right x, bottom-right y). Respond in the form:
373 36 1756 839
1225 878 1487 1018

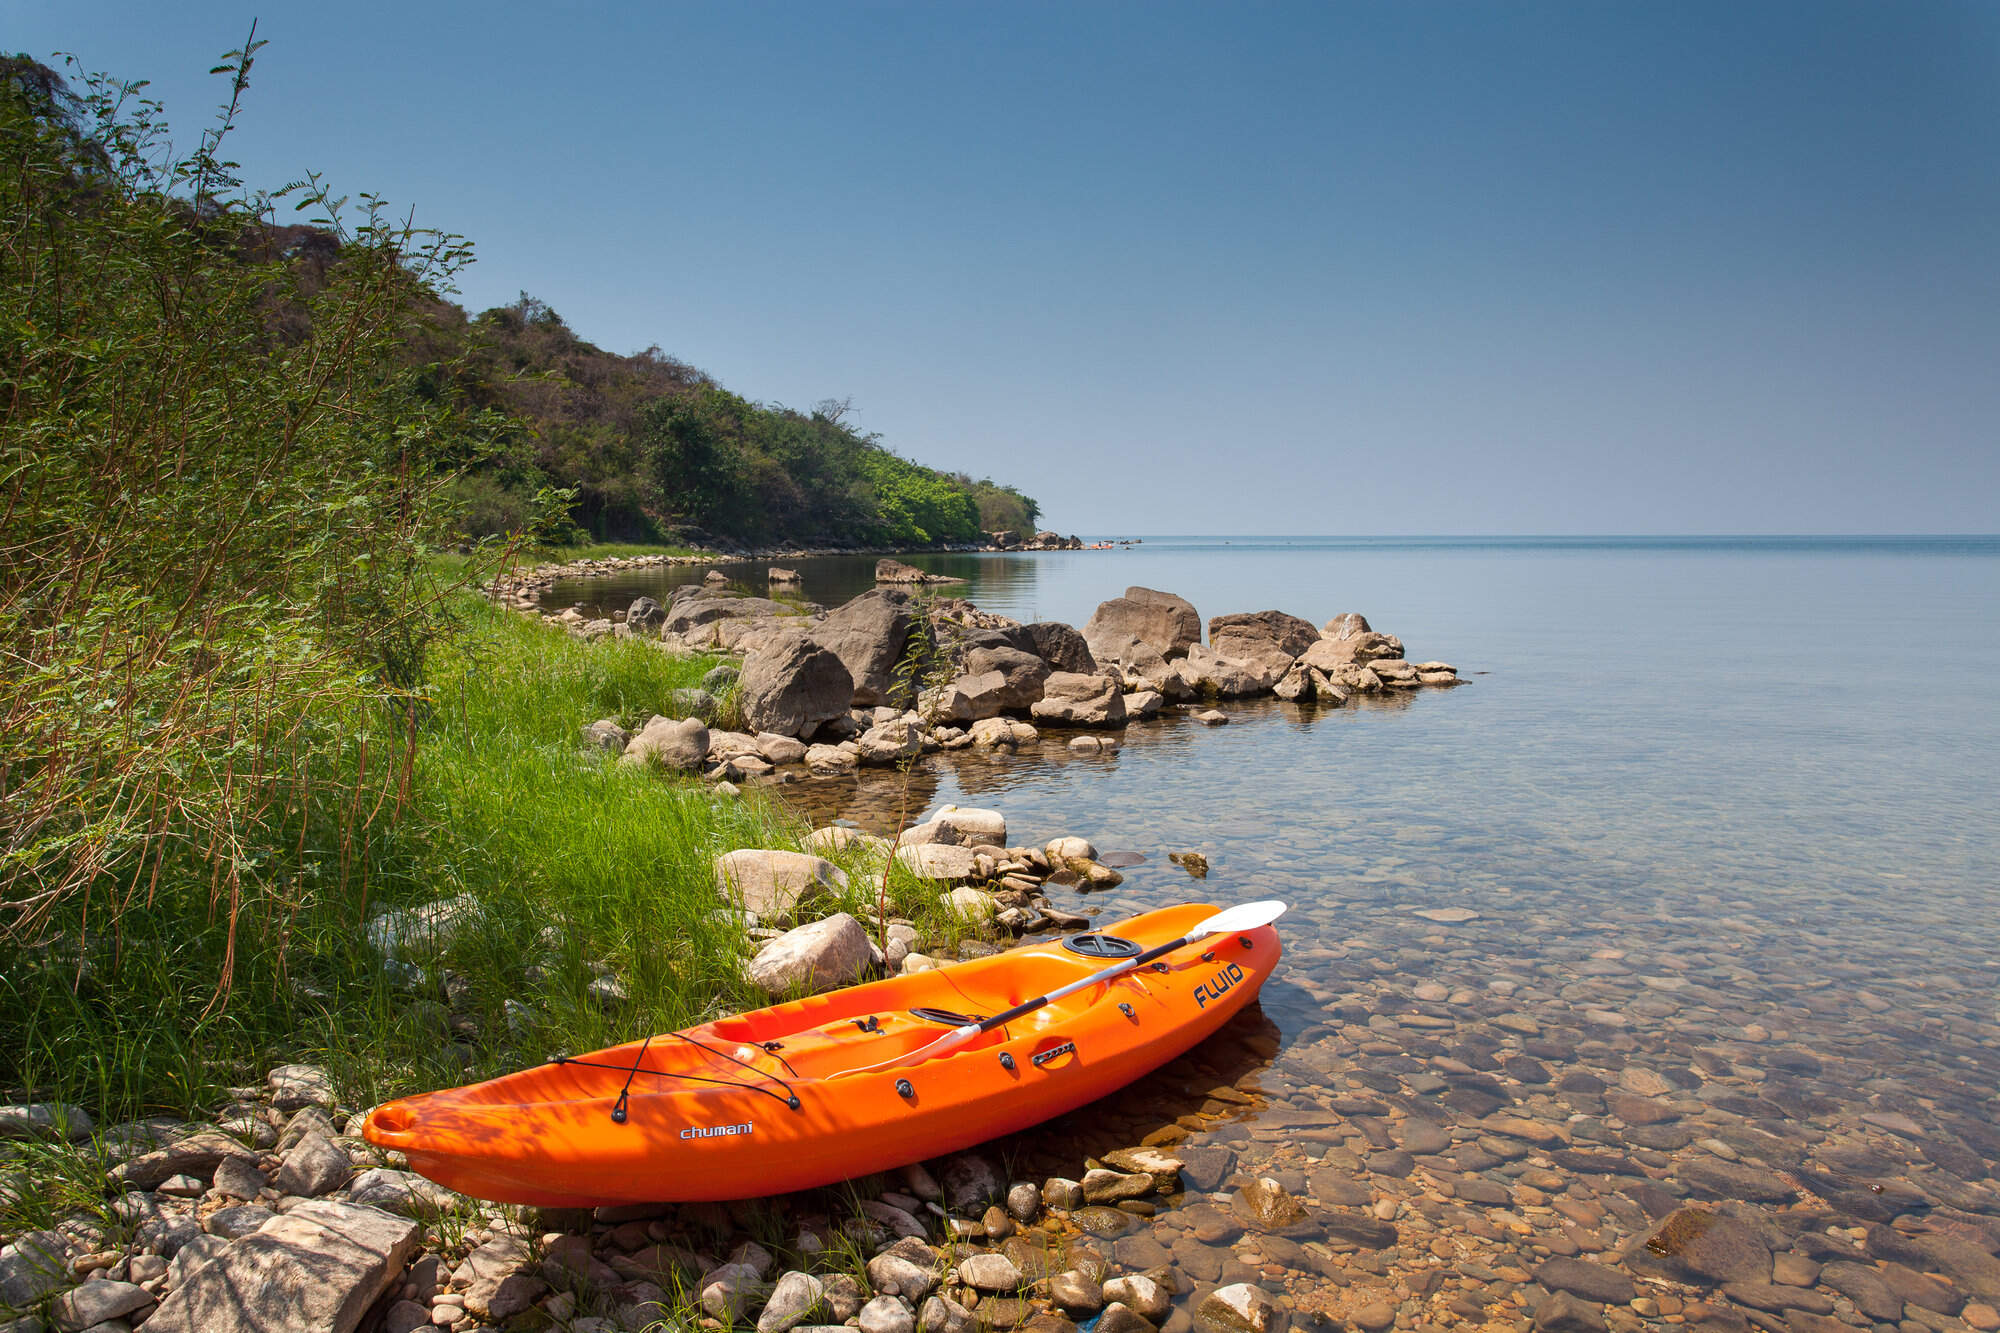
974 930 1196 1034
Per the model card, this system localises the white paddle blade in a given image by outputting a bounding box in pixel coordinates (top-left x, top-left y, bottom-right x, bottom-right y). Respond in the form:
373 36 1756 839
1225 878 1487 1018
1194 899 1288 936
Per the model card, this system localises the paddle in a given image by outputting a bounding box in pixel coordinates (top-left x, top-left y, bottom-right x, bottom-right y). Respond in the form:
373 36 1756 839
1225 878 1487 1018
857 899 1288 1075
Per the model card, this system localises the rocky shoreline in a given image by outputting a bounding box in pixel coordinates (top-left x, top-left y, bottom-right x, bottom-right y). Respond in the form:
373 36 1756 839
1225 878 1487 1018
491 536 1088 604
521 576 1459 791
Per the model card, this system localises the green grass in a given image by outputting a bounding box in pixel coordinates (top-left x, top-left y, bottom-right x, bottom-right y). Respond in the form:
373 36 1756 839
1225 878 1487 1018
1 595 988 1176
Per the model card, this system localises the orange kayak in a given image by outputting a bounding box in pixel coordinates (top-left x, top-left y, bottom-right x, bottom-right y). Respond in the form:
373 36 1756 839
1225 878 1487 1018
362 902 1280 1205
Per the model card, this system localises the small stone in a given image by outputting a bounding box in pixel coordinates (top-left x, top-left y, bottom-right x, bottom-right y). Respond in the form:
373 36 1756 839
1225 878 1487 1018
1964 1302 2000 1332
1043 1177 1085 1210
1192 709 1228 725
1007 1182 1041 1223
1411 907 1479 924
1103 1276 1170 1321
1535 1257 1633 1305
266 1063 337 1112
272 1131 352 1197
758 1270 827 1333
1098 1303 1159 1333
859 1294 916 1333
1532 1292 1608 1333
1081 1169 1154 1204
0 1102 94 1142
957 1252 1023 1292
1349 1301 1396 1333
1232 1177 1307 1230
1195 1283 1287 1333
1047 1270 1103 1314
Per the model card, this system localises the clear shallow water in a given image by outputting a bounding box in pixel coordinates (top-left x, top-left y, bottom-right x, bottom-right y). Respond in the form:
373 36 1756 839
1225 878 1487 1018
550 537 2000 1326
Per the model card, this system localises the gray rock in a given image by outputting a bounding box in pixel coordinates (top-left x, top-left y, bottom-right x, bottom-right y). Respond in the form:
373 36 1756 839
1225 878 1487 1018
1532 1292 1607 1333
758 1270 827 1333
814 590 920 707
1641 1209 1771 1284
739 634 855 738
0 1103 93 1142
364 897 481 961
113 1131 258 1191
621 714 709 771
266 1064 337 1113
1535 1258 1633 1305
1042 1177 1086 1210
1030 672 1127 727
1083 588 1200 662
166 1235 229 1289
1098 1302 1159 1333
856 719 925 765
344 1168 459 1217
380 1298 430 1333
1195 1283 1287 1333
1080 1169 1154 1204
755 732 808 765
51 1279 153 1332
0 1229 73 1308
896 844 982 884
1007 1182 1042 1223
941 1153 1005 1211
804 742 860 773
1177 1145 1236 1192
1232 1177 1306 1230
864 1252 938 1302
699 1261 768 1321
1207 610 1318 663
858 1295 915 1333
143 1199 420 1333
271 1131 351 1197
1103 1276 1170 1321
714 849 848 921
580 718 629 755
746 913 880 995
209 1155 266 1200
626 596 665 629
1024 622 1096 674
919 1295 975 1333
206 1205 276 1240
956 1252 1023 1292
701 663 740 692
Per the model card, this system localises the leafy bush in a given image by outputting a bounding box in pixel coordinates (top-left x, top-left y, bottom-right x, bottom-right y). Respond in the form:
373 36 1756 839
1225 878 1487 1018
0 39 484 1010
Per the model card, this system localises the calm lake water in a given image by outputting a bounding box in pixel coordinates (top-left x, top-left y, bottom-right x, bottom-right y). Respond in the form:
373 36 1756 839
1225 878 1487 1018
548 537 2000 1327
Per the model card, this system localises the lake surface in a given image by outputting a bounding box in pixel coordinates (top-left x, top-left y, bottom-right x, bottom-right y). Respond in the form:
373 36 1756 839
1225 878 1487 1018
548 537 2000 1329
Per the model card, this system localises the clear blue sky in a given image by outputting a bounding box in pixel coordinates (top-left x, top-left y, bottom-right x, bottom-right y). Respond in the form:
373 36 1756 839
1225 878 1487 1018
11 2 1998 534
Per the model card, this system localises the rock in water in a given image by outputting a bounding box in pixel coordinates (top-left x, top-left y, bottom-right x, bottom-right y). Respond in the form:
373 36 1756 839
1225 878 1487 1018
813 590 918 707
746 914 880 995
1207 610 1318 662
1082 587 1201 662
1196 1283 1288 1333
740 635 854 738
1031 673 1127 727
144 1199 420 1333
1025 622 1097 674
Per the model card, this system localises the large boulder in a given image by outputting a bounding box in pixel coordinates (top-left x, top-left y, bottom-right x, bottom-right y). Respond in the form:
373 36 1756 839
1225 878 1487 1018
857 720 925 766
1030 673 1127 727
960 643 1048 708
1024 622 1096 674
1311 613 1404 664
894 844 982 883
746 914 881 995
1170 643 1285 697
1083 587 1200 662
815 590 919 708
142 1199 421 1333
1208 611 1317 671
714 850 849 921
626 597 666 630
740 635 855 738
875 559 961 585
621 716 710 771
967 717 1038 748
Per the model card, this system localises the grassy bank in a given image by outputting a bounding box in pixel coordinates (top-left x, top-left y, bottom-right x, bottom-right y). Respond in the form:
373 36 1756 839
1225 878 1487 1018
2 596 973 1129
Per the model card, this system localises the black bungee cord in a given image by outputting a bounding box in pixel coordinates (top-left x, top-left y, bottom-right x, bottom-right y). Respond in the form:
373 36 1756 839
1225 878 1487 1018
552 1029 804 1122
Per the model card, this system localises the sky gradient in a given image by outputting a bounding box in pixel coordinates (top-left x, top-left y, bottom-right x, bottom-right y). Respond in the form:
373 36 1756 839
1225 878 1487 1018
11 2 1998 534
